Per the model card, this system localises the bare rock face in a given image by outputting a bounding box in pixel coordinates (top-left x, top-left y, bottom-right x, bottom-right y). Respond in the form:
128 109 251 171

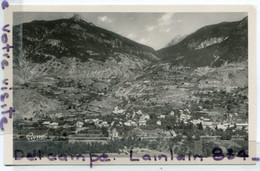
165 34 187 48
192 37 229 50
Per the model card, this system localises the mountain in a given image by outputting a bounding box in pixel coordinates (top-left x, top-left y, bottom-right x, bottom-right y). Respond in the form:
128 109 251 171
13 15 159 83
12 15 160 119
14 15 158 63
165 34 187 48
158 17 248 67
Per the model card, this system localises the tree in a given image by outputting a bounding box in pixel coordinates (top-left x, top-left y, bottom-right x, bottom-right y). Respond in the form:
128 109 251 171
197 122 203 130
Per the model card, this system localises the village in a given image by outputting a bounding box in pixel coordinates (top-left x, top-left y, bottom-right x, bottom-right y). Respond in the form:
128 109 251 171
13 62 249 157
16 103 248 140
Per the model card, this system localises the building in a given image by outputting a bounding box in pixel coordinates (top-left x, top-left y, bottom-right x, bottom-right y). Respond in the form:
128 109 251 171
136 110 143 115
55 113 64 119
84 119 91 123
156 120 162 126
170 130 177 137
191 119 201 125
113 106 125 114
217 124 228 131
124 120 137 127
49 122 59 129
92 119 100 124
109 128 119 140
142 114 150 120
179 113 190 121
159 115 166 119
236 123 248 130
76 121 84 128
63 123 72 129
202 121 213 129
169 111 175 116
50 122 58 126
139 119 146 126
42 121 50 125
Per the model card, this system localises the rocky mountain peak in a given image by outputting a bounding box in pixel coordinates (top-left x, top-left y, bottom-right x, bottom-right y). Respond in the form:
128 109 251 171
71 13 85 22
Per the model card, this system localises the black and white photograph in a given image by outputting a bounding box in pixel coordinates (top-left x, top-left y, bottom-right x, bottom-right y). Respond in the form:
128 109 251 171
4 5 256 165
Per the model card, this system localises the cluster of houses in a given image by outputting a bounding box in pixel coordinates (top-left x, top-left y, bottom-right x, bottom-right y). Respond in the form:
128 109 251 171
18 102 248 143
109 106 248 134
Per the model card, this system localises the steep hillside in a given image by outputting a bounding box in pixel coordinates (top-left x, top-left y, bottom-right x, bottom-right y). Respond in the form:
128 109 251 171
14 15 158 63
12 15 160 119
158 17 248 67
13 15 159 83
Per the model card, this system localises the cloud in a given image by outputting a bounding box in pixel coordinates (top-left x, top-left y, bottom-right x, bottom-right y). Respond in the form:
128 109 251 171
158 13 174 27
159 28 171 33
126 33 136 39
97 16 113 23
145 25 156 32
138 38 150 45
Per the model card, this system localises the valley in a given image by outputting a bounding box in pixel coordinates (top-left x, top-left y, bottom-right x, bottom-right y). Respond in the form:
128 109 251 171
13 15 249 158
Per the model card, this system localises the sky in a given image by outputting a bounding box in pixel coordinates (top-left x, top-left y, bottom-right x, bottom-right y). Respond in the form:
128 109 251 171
14 12 247 50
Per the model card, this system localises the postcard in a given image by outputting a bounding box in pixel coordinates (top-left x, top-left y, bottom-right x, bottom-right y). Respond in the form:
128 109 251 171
2 4 257 166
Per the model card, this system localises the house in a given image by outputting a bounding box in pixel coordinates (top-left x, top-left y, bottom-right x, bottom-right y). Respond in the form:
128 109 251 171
124 121 131 126
191 119 201 125
217 124 228 131
84 119 91 123
169 111 175 116
139 119 146 126
63 123 71 129
236 123 248 130
42 121 50 125
49 122 59 129
50 122 58 126
100 121 109 127
159 115 166 119
202 121 213 129
141 114 150 120
136 110 143 115
76 121 84 128
156 120 162 126
113 106 125 114
170 130 177 137
124 120 137 127
109 128 119 140
179 113 190 120
92 119 100 123
55 113 64 119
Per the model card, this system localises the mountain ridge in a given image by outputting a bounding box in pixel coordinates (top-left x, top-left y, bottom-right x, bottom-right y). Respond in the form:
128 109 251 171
158 16 248 67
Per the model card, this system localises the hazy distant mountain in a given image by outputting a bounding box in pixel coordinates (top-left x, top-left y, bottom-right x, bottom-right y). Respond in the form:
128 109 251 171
165 34 187 48
158 17 248 67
